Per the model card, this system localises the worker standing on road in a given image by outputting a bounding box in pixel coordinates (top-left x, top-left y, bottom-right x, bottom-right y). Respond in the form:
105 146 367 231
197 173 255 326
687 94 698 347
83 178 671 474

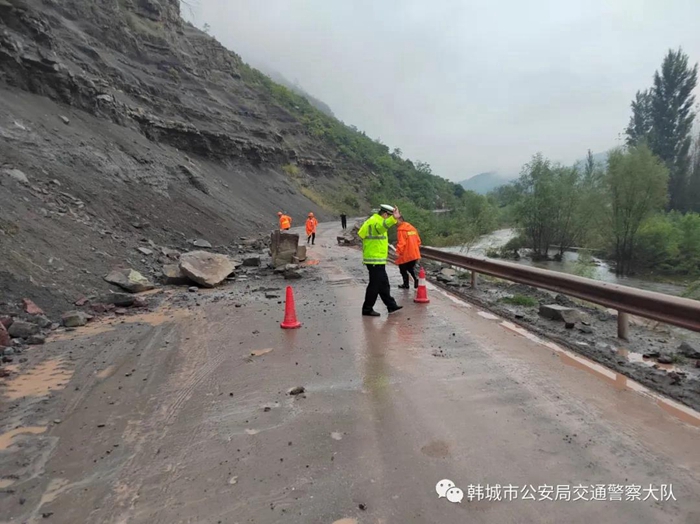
306 212 318 245
278 211 291 231
395 215 422 289
340 213 347 230
357 204 403 317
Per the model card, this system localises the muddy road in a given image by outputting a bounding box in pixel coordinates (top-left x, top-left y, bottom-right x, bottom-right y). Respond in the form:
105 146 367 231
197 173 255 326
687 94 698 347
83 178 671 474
2 222 700 523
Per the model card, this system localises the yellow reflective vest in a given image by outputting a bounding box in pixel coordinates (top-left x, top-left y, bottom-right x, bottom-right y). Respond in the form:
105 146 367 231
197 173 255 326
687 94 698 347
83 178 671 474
357 213 397 265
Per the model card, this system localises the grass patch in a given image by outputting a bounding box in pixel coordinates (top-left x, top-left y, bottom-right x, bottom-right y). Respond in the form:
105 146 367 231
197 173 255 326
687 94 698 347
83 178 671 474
500 295 538 307
300 186 333 212
671 354 687 365
282 163 300 177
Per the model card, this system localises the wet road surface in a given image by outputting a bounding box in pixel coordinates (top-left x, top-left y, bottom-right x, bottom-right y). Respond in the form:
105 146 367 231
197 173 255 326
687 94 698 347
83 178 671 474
2 222 700 523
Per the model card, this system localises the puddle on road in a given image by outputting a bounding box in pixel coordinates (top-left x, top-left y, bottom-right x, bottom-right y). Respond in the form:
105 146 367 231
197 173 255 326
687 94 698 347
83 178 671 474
500 321 700 428
420 440 451 458
50 308 192 342
0 426 47 450
2 359 73 400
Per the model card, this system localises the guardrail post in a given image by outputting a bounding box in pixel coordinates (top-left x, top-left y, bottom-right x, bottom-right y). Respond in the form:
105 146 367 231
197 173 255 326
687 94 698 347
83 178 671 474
471 270 478 289
617 311 629 340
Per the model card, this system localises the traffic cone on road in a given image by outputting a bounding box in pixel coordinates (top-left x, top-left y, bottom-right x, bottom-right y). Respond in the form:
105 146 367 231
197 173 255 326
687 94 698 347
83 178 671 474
280 285 302 329
414 267 430 304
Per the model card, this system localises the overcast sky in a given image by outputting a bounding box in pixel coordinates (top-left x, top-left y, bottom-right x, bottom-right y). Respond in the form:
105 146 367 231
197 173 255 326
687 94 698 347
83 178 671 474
185 0 700 182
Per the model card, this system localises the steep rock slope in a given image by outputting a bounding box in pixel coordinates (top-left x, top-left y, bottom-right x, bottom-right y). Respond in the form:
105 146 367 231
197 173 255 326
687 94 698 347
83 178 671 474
0 0 373 312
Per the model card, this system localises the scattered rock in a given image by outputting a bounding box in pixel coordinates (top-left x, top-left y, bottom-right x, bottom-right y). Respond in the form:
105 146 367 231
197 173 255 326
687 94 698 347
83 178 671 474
4 348 15 355
31 315 53 329
75 296 89 306
59 115 70 125
161 247 180 259
0 323 12 347
578 325 594 334
137 247 154 256
188 286 198 293
265 293 279 299
668 372 684 385
22 298 44 315
99 292 135 307
0 316 12 329
8 321 40 338
2 168 30 184
104 268 154 293
539 304 579 324
643 349 661 358
162 264 191 285
679 341 700 359
657 354 674 365
27 334 46 345
115 308 128 315
192 239 212 248
180 251 235 288
242 256 260 267
440 268 457 278
288 386 305 396
284 270 302 280
62 311 91 328
131 221 150 229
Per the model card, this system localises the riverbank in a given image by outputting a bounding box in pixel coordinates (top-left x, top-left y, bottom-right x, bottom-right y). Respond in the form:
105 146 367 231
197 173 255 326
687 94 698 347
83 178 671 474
421 260 700 413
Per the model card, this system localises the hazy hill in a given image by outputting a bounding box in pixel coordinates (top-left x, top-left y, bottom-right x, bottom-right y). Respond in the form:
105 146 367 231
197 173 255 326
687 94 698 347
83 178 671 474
460 172 515 194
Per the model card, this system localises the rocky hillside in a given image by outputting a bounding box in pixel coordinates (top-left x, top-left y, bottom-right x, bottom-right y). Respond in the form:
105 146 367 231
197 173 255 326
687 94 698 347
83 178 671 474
0 0 422 313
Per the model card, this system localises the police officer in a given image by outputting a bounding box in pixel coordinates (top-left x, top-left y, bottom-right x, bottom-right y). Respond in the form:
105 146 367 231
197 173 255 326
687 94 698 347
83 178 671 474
357 204 403 316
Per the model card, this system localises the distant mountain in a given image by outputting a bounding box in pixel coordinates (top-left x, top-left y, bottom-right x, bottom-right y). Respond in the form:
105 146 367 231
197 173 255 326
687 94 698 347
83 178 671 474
460 172 514 194
254 65 335 118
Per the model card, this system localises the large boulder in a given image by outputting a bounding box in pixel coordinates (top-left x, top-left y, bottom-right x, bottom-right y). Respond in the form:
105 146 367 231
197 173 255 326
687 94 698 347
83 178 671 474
679 341 700 359
270 230 299 268
162 264 192 285
539 304 580 325
104 269 154 293
179 251 235 288
8 321 40 338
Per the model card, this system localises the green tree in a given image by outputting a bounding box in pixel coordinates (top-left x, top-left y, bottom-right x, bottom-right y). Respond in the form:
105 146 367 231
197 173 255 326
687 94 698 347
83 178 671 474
605 145 669 276
513 154 558 259
625 90 653 147
688 134 700 213
626 48 698 210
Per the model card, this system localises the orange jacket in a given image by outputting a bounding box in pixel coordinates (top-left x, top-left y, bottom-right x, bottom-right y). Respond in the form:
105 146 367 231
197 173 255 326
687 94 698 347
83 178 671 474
395 222 421 265
279 214 292 229
305 217 318 235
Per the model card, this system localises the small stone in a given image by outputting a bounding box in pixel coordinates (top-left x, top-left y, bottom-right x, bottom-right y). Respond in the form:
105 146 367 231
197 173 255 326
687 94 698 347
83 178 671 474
657 354 674 364
137 247 154 256
283 270 302 280
115 308 128 315
62 311 91 328
263 406 271 412
578 325 594 334
3 168 30 184
242 256 260 267
27 334 47 345
359 504 367 511
31 315 52 328
288 386 305 396
53 419 61 424
189 286 198 293
192 239 212 248
74 296 89 306
679 341 700 359
60 115 70 125
22 298 44 315
3 348 14 355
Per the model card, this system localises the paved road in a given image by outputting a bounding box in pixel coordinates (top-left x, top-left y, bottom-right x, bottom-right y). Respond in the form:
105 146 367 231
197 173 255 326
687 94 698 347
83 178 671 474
2 221 700 523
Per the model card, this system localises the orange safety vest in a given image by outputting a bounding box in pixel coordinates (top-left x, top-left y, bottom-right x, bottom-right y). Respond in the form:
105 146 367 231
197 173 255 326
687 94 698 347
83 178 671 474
279 215 292 229
305 217 318 235
395 222 421 265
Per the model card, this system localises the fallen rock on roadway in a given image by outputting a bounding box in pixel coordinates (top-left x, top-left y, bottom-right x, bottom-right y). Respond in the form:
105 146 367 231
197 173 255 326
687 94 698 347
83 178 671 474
104 268 155 293
162 264 191 285
539 304 580 324
8 320 40 339
179 251 235 288
62 311 91 327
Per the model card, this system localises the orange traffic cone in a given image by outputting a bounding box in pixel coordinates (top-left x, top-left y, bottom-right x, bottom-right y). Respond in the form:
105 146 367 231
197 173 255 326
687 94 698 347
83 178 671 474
414 267 430 303
280 285 302 329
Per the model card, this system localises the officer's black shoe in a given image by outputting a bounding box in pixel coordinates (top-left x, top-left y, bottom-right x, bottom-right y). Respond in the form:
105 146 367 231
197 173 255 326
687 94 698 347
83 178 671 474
388 305 404 314
362 310 381 317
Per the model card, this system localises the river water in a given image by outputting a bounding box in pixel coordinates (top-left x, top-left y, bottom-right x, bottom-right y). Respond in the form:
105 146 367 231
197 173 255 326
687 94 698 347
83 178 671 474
442 229 688 297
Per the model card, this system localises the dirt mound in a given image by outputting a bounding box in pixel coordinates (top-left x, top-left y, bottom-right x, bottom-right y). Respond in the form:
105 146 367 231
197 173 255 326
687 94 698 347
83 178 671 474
0 0 371 312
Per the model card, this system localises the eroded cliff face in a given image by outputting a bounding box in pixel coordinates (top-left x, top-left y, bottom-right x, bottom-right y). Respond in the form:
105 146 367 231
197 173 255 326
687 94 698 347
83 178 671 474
0 0 366 309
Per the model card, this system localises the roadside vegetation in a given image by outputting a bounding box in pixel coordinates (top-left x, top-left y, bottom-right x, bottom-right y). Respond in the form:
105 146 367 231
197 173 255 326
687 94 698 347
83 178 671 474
488 48 700 281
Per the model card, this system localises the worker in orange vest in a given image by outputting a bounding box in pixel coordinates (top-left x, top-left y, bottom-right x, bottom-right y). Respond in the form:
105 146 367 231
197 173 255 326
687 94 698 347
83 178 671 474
395 215 422 289
278 211 292 230
305 212 318 245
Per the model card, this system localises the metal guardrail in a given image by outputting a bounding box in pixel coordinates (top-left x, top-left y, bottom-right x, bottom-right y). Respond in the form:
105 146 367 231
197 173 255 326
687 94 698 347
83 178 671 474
419 246 700 338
